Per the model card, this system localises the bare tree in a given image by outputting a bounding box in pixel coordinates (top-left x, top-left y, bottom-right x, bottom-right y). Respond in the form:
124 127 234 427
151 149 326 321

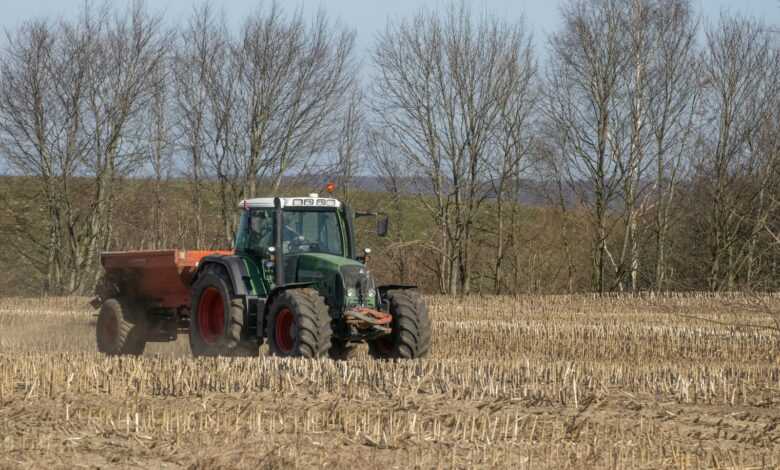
237 6 355 191
366 128 415 283
187 4 357 244
371 2 534 295
545 0 630 293
544 0 701 293
645 0 699 290
146 54 173 249
0 1 167 293
537 134 578 293
171 3 356 246
0 20 65 292
333 88 364 205
172 3 223 248
487 41 536 294
613 0 654 292
697 14 780 290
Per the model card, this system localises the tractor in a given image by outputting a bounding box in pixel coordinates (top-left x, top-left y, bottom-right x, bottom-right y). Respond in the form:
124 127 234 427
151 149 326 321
93 194 431 359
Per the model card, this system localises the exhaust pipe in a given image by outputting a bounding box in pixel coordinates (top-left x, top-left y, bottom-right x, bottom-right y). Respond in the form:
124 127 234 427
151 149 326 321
274 197 285 287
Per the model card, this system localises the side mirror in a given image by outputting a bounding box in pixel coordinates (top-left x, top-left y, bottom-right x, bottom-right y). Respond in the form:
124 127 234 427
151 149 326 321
377 216 389 237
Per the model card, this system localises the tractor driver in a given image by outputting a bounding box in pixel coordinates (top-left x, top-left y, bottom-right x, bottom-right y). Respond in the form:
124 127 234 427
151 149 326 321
247 209 304 254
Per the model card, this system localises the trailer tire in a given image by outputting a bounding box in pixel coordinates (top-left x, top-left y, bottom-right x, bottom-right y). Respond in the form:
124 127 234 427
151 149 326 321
189 268 249 357
368 290 431 360
96 298 146 356
266 289 331 358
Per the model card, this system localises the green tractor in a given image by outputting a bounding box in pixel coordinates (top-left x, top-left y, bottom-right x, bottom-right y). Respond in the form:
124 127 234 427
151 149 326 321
94 194 431 360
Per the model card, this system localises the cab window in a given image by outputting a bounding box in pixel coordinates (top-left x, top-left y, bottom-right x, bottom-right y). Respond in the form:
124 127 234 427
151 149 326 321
236 209 273 253
282 210 343 256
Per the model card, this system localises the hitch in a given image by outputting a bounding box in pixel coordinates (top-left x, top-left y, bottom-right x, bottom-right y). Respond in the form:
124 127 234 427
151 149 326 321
344 307 392 334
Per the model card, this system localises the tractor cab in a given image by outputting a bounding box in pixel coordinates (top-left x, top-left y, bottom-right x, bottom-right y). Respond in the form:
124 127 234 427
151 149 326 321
235 194 350 272
234 194 384 302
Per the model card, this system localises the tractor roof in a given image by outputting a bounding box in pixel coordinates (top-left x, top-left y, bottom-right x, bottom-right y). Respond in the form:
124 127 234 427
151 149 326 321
238 194 342 209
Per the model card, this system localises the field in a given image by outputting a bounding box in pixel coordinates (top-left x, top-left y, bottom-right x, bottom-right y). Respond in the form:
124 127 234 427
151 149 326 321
1 294 780 469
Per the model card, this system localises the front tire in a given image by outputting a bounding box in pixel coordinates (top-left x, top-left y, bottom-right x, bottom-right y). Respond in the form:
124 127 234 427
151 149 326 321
189 269 254 357
266 289 331 358
368 290 431 359
96 298 146 356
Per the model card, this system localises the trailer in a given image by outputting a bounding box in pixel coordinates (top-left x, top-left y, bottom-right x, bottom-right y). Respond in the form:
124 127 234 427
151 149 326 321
94 249 230 355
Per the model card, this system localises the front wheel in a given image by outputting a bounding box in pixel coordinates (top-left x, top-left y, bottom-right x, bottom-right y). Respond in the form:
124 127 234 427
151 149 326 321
266 289 331 358
368 290 431 359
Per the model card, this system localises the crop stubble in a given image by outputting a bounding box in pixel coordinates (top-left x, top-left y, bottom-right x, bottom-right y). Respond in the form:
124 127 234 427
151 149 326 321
1 294 779 469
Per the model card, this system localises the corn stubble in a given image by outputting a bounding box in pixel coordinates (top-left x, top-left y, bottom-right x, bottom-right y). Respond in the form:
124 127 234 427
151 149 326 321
1 294 780 469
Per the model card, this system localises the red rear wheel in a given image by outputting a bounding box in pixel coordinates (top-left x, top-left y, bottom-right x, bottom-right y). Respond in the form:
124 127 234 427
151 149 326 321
198 287 224 344
274 308 296 353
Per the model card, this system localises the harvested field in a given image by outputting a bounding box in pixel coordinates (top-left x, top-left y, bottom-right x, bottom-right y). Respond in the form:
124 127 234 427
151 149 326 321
1 294 780 469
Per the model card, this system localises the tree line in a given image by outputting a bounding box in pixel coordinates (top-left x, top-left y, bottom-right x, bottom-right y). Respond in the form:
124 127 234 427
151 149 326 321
0 0 778 296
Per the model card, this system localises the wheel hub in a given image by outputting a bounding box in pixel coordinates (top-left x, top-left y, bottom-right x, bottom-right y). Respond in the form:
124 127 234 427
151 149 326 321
198 287 224 344
275 308 296 353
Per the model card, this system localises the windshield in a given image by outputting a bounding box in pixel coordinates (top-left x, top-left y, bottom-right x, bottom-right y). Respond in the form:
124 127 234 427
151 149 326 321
282 209 344 256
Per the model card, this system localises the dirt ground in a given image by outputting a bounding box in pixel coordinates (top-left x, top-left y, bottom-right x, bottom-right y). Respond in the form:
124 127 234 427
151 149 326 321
1 294 780 469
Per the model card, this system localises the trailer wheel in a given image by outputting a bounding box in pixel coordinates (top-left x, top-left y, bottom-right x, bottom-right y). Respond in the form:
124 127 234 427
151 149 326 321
368 290 431 360
96 298 146 356
189 268 254 357
266 289 331 358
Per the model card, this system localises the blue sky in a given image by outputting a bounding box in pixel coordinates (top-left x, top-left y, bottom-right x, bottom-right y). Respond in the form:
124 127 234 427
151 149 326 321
2 0 779 56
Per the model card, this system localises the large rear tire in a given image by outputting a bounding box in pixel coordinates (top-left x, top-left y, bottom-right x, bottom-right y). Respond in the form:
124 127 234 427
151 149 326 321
96 298 146 356
189 267 256 357
266 289 331 358
368 290 431 359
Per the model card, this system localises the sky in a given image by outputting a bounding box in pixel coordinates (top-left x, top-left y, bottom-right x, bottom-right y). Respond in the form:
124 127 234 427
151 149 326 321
1 0 779 57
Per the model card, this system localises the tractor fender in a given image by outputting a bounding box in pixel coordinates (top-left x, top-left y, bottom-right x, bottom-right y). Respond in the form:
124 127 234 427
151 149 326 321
377 285 418 312
259 282 317 335
194 255 252 297
377 284 417 298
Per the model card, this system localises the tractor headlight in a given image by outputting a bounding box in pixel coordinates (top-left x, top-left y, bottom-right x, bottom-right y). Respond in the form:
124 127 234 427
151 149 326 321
346 288 356 298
